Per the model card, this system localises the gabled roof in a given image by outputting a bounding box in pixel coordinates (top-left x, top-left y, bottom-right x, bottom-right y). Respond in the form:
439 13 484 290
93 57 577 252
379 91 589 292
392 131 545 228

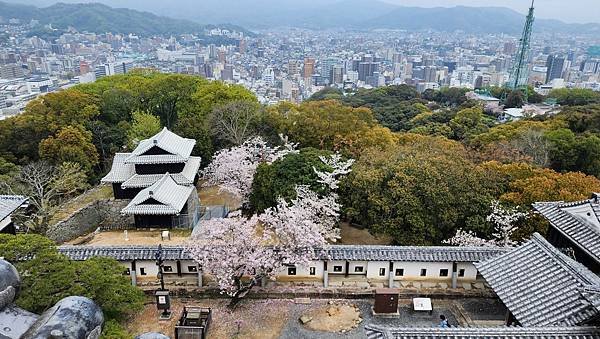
100 153 135 184
475 233 600 327
59 244 505 263
122 174 194 215
365 325 600 339
120 157 201 189
125 128 195 165
533 194 600 264
0 195 28 222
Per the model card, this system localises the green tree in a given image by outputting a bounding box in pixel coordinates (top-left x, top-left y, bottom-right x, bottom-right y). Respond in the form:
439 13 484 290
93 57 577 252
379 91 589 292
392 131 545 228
0 234 144 321
504 90 525 108
449 107 490 140
101 320 133 339
249 148 333 213
39 125 100 173
339 136 497 245
549 88 600 106
127 110 162 149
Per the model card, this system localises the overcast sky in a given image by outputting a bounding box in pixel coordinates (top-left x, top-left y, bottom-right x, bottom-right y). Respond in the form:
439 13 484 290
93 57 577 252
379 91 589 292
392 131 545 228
382 0 599 24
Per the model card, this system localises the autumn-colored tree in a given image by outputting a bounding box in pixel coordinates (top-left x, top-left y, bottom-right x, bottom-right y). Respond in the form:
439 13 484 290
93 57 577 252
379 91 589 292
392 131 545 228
39 125 99 173
449 106 491 141
268 100 398 157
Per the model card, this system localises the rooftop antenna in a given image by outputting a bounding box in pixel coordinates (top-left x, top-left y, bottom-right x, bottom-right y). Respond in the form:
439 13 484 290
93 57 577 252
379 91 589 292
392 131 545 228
506 0 535 101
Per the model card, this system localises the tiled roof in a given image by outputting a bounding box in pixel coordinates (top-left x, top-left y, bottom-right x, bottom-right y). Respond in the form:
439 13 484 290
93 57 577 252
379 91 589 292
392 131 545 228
324 245 507 262
122 174 194 215
120 157 200 189
533 194 600 264
475 233 600 327
59 244 506 262
100 153 135 183
59 245 189 261
365 325 600 339
125 128 195 165
0 195 28 222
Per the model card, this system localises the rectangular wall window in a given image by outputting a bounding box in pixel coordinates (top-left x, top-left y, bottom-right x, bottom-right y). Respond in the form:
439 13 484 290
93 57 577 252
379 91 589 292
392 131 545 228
309 267 316 276
420 269 427 277
288 267 297 276
163 266 173 272
395 268 404 276
188 266 198 272
458 269 465 277
333 265 343 272
124 268 130 275
439 269 449 277
354 266 364 273
140 267 146 276
379 268 386 276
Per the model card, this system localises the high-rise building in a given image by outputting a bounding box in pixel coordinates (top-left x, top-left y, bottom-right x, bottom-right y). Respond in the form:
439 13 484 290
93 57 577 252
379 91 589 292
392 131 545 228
546 55 566 83
239 39 247 54
303 57 315 79
0 64 24 79
358 62 379 82
320 57 339 83
288 60 300 75
331 65 344 85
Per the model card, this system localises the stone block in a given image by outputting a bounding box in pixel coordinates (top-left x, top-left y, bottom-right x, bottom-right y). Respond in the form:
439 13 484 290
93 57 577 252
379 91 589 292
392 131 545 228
462 283 472 290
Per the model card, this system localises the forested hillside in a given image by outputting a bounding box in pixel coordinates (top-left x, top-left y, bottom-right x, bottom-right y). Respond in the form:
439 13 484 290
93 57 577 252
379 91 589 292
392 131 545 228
2 71 600 245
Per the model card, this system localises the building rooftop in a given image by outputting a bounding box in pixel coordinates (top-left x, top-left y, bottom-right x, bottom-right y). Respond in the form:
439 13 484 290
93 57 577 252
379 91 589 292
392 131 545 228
101 152 135 184
0 195 27 222
122 173 194 215
533 194 600 265
121 156 200 188
365 325 600 339
475 233 600 327
58 244 507 262
125 127 196 165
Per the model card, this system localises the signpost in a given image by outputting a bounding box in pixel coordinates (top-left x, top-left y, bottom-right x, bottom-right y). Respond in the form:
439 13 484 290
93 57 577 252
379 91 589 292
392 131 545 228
155 244 171 320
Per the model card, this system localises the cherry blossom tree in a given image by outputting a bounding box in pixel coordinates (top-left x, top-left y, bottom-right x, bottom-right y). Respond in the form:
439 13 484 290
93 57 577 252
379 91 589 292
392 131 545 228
186 216 279 301
201 135 297 200
187 153 354 305
444 200 528 247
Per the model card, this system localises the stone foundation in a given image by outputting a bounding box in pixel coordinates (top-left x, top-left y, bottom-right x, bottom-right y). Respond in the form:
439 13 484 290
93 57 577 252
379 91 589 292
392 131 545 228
47 199 132 243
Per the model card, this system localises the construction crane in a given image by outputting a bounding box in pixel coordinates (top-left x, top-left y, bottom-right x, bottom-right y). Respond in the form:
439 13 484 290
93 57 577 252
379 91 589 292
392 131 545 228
506 0 536 102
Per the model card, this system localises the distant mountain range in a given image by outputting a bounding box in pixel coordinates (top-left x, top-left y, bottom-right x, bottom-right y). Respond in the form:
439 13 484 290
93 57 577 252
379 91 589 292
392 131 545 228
2 0 600 35
0 1 253 36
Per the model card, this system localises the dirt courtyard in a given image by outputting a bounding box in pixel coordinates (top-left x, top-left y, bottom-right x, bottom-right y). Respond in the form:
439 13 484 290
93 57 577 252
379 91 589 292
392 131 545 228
67 229 192 246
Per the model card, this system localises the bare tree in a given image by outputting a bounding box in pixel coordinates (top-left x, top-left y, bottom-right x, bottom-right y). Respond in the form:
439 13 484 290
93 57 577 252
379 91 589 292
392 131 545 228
210 100 261 146
512 128 551 167
2 161 88 234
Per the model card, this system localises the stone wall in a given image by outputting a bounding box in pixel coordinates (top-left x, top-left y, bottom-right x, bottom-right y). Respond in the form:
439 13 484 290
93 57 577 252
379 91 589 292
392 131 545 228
47 199 132 244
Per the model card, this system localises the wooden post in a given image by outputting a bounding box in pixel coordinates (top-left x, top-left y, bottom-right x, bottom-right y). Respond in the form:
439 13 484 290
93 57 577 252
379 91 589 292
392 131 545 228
131 260 137 286
197 266 203 287
451 262 458 289
323 261 329 288
176 260 182 277
388 261 394 288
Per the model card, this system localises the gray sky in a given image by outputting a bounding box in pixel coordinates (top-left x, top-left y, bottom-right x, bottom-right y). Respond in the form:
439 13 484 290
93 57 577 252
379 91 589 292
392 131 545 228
382 0 599 24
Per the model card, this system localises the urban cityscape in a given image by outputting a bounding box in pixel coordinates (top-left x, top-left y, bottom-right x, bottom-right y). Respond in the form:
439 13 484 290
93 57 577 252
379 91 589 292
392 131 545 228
2 0 600 338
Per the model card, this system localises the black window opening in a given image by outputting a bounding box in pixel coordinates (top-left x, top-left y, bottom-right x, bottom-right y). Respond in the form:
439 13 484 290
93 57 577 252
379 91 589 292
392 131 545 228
188 265 198 272
140 267 146 276
333 265 343 272
395 268 404 276
163 266 173 273
379 268 386 276
309 267 316 276
439 269 449 277
420 269 427 277
354 266 364 273
458 269 465 277
124 268 131 275
288 267 297 276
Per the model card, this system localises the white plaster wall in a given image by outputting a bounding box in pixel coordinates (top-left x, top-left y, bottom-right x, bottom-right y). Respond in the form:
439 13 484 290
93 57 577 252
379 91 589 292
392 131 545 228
392 262 453 280
457 262 478 281
366 261 389 279
136 259 159 278
328 260 347 274
348 261 368 275
180 260 200 274
275 260 324 279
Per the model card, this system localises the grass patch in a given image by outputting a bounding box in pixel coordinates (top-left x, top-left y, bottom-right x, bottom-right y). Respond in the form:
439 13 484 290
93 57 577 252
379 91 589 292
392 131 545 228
49 185 114 225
